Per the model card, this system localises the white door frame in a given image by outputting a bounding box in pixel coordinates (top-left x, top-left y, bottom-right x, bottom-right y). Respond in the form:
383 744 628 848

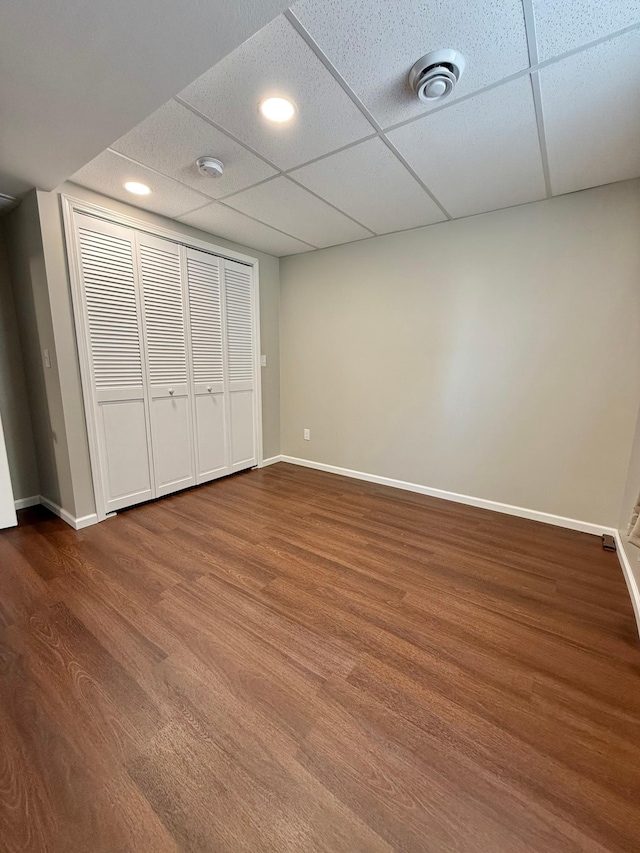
61 194 263 523
0 407 17 529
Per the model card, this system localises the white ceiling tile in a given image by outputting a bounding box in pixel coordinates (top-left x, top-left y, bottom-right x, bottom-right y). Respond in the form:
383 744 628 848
291 0 530 128
290 137 445 234
0 0 290 192
541 31 640 196
71 150 208 218
111 100 277 198
178 15 373 171
386 77 546 219
224 176 372 247
532 0 640 60
178 203 312 256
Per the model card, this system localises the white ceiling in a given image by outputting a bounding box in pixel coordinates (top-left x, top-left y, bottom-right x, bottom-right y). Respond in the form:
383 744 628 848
70 0 640 257
387 77 547 219
0 0 290 198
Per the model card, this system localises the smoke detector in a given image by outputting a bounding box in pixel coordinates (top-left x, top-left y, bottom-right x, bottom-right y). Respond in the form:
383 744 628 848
196 157 224 178
409 49 465 103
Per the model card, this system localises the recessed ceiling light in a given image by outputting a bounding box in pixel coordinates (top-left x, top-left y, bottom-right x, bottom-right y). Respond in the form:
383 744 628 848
259 97 296 123
124 181 151 195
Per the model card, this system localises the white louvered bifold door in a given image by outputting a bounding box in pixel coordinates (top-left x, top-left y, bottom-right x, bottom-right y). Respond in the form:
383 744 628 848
185 248 230 483
74 214 154 512
137 233 196 496
223 259 257 472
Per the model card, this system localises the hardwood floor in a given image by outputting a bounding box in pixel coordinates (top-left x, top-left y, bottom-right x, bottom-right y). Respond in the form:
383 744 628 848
1 462 639 852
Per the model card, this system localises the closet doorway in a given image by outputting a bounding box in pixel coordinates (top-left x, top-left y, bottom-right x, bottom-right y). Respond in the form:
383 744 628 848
63 196 262 522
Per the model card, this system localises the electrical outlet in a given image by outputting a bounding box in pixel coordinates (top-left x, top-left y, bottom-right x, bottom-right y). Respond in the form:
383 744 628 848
260 354 267 367
303 428 310 441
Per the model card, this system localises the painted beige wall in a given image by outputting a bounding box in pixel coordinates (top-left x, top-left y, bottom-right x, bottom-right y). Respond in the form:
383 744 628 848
0 219 39 501
31 181 280 518
4 192 77 511
280 180 640 527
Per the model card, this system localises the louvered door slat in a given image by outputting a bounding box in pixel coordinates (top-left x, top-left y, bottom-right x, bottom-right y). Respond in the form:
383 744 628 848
139 241 187 387
224 262 254 383
78 227 143 389
223 259 256 471
186 248 228 483
188 255 223 386
138 235 195 496
74 213 154 514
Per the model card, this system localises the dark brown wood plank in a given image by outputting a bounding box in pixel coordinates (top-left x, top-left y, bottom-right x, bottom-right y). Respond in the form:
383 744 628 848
0 463 638 852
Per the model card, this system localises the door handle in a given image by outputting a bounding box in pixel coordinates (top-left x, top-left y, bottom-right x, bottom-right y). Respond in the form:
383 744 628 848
169 388 174 395
207 386 212 392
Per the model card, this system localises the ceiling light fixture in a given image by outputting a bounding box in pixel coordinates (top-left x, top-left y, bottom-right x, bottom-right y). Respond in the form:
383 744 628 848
196 156 225 178
124 181 151 195
259 96 296 123
409 49 465 102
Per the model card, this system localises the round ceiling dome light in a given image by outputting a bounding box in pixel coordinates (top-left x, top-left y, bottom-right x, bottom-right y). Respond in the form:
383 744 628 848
124 181 151 195
409 49 465 103
259 96 296 123
196 156 225 178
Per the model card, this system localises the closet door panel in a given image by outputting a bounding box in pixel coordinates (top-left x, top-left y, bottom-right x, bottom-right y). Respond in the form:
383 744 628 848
75 214 153 512
229 391 255 467
186 248 229 482
99 399 152 502
72 210 261 518
224 260 257 471
149 396 194 487
138 234 196 496
194 394 227 476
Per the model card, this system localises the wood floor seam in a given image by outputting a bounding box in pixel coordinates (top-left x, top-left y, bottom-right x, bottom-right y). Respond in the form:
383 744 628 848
1 462 638 852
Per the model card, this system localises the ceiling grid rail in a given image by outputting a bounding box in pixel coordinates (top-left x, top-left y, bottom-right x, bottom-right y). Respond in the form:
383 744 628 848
76 7 640 254
521 0 553 199
283 8 453 221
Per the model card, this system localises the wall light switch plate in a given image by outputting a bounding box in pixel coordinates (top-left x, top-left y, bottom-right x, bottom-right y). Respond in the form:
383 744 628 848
260 354 267 367
303 428 311 440
43 349 51 368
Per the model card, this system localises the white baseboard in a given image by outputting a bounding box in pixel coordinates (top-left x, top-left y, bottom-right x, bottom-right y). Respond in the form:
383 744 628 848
39 495 76 528
260 455 283 467
613 531 640 639
14 495 40 510
279 456 616 537
38 495 98 530
74 513 100 530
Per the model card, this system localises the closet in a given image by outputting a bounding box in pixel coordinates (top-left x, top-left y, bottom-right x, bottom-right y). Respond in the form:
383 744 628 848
68 209 259 521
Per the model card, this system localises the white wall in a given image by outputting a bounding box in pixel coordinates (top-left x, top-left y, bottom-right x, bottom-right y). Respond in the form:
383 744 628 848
280 180 640 527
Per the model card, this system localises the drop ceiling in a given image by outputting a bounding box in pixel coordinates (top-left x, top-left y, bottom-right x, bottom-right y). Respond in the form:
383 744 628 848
70 0 640 257
0 0 291 198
